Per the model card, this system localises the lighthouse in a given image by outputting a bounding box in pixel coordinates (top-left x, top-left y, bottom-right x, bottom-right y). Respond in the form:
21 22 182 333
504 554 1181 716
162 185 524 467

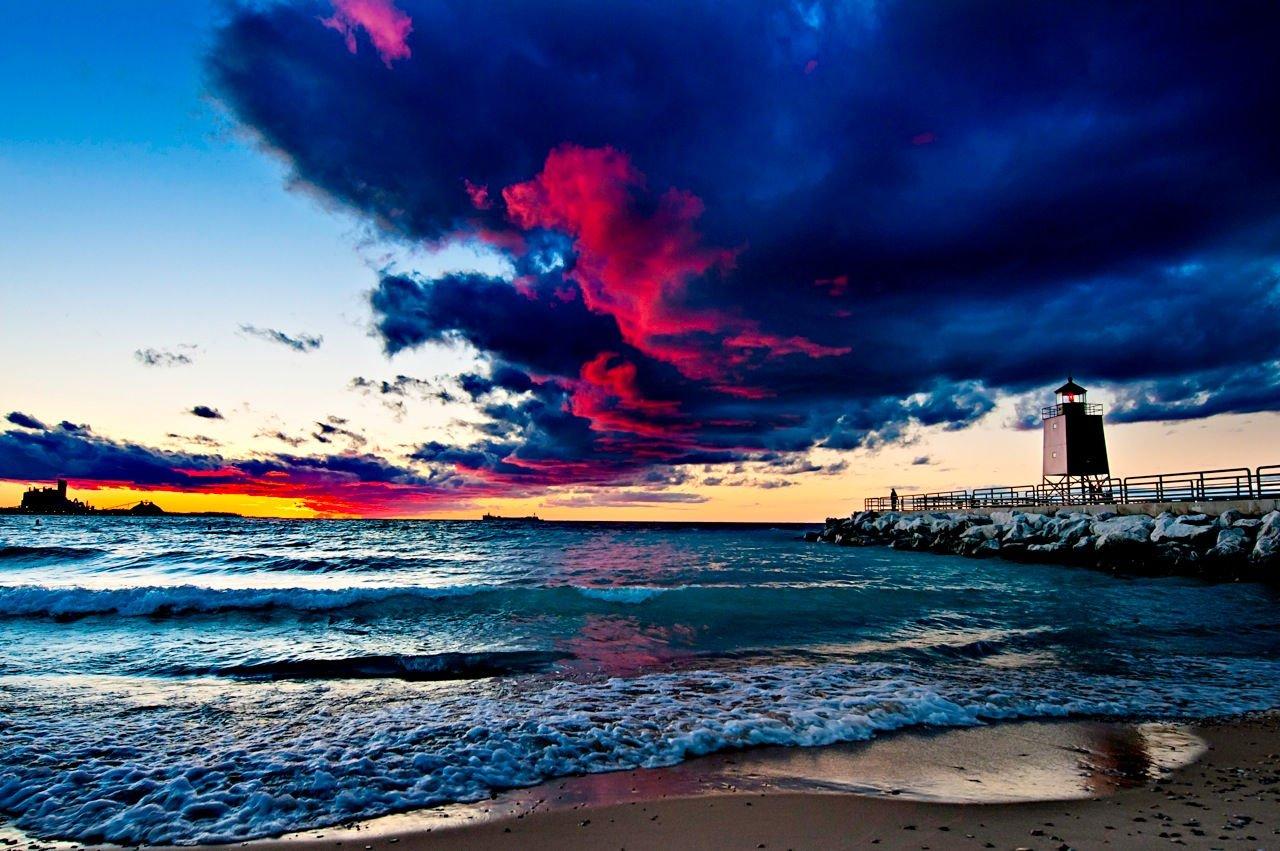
1042 377 1111 503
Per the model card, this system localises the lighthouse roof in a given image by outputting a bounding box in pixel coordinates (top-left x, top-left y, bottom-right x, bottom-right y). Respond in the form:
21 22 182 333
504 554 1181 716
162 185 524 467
1054 378 1087 395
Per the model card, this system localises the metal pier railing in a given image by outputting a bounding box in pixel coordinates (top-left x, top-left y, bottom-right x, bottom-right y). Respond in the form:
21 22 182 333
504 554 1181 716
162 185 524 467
865 463 1279 511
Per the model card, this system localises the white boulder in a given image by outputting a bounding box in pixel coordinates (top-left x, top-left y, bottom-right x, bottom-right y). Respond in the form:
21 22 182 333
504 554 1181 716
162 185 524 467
1093 515 1155 553
1208 527 1252 561
1250 511 1280 566
1217 508 1245 527
1150 516 1219 546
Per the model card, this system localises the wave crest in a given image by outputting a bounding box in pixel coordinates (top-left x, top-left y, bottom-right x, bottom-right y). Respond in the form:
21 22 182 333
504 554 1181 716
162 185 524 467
0 583 493 618
0 582 703 618
0 545 103 563
169 649 569 681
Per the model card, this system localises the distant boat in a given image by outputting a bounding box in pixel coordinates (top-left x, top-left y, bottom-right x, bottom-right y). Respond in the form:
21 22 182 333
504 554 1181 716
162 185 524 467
480 513 543 522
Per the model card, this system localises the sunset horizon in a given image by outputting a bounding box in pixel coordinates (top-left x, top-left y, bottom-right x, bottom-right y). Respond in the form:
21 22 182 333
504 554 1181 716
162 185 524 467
3 401 1278 520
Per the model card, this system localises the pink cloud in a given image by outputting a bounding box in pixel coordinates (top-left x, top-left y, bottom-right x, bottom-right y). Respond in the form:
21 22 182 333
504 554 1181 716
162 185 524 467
723 329 851 360
815 273 849 296
501 144 846 392
569 352 685 438
321 0 413 67
502 145 735 352
463 178 492 209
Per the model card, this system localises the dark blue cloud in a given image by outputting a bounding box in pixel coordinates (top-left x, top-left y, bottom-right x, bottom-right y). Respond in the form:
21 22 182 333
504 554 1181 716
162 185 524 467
211 0 1280 301
312 416 365 446
239 325 323 353
543 490 709 507
134 347 195 367
257 429 307 447
457 365 536 399
6 412 47 431
371 273 621 375
0 423 221 486
207 0 1280 487
1108 363 1280 424
189 406 224 420
0 420 491 513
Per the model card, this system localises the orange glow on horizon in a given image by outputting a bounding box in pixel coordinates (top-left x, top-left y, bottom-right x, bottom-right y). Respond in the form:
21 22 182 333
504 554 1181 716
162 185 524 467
0 481 321 519
3 410 1277 521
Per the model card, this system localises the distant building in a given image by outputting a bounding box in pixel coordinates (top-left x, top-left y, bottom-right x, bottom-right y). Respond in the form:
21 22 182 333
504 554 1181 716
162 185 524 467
19 479 92 514
2 482 193 517
1042 378 1111 503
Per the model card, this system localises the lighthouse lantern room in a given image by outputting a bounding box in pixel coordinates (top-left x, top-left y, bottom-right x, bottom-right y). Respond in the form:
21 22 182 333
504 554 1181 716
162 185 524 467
1042 377 1111 503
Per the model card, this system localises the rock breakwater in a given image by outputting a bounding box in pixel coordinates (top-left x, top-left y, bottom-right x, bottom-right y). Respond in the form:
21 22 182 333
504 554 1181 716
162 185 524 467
809 508 1280 577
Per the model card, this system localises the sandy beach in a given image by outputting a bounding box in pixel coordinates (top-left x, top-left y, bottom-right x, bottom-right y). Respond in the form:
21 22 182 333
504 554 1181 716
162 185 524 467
133 712 1280 851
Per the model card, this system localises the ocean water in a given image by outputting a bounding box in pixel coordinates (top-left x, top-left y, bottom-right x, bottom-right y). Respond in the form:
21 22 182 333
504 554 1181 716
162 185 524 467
3 516 1280 845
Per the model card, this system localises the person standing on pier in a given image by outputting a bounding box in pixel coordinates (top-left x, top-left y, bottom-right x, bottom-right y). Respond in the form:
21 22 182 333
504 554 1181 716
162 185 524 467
890 488 899 511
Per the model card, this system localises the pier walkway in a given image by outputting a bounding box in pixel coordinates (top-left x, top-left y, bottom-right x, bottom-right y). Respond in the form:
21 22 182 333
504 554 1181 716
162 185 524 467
866 464 1280 516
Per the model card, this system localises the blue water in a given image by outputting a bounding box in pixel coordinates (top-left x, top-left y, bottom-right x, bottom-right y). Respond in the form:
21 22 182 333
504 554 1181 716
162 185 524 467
3 516 1280 845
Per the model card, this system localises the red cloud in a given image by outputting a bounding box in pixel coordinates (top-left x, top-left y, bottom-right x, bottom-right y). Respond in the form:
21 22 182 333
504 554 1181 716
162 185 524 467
723 330 851 360
815 273 849 296
321 0 413 67
501 145 847 390
463 178 492 210
569 352 684 438
503 145 735 352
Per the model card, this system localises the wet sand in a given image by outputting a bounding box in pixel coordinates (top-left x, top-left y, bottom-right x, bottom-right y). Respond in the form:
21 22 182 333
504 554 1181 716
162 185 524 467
124 712 1280 851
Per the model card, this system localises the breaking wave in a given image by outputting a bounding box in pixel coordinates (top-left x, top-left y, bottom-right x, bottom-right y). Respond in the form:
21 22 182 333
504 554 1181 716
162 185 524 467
167 649 570 681
0 545 103 564
0 582 911 619
0 583 495 618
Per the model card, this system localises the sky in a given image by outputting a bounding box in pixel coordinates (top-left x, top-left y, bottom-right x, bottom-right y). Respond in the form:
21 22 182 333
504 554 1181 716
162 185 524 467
1 0 1278 520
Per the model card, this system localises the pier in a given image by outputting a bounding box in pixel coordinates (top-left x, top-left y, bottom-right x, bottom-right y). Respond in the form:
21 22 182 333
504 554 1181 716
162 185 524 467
823 379 1280 575
865 464 1280 517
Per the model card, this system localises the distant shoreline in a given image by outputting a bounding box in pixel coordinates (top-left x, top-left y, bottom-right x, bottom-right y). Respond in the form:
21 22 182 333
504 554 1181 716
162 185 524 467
0 512 817 525
0 507 242 518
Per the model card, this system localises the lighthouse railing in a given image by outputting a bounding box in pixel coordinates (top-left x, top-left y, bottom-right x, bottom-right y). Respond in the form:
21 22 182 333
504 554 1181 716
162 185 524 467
1040 402 1104 419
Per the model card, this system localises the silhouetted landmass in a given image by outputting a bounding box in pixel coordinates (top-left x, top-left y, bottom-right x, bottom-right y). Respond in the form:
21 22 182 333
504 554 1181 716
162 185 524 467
0 480 239 518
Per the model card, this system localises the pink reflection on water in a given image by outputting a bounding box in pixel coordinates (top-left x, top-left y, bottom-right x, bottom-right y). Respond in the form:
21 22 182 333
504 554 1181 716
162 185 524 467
561 615 699 677
550 531 714 587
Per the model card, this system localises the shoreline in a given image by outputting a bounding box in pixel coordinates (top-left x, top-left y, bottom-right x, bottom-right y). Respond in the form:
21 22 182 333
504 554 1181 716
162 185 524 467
122 712 1280 851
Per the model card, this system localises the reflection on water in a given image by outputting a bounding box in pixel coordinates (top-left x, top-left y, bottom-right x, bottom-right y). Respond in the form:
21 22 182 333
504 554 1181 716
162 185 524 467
500 719 1204 808
560 615 700 676
729 719 1204 803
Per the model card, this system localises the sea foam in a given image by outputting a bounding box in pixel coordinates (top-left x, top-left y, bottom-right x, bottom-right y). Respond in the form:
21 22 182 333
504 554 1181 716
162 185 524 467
3 658 1279 845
